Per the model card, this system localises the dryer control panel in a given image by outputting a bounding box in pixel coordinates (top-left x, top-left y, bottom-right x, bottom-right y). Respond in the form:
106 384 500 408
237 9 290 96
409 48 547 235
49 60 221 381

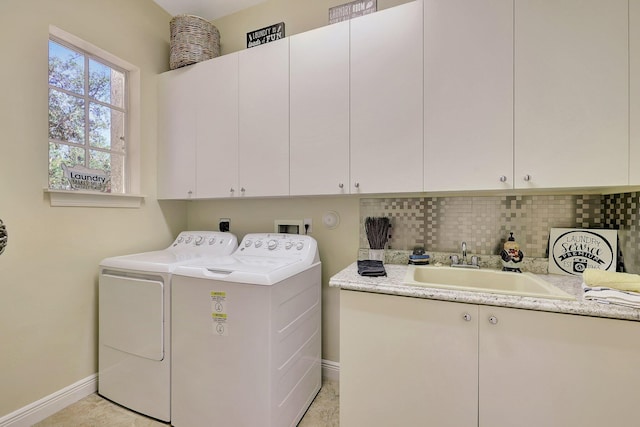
171 231 238 254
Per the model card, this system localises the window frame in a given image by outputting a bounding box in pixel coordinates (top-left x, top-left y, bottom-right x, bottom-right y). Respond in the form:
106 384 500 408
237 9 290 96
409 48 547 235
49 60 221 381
46 26 144 207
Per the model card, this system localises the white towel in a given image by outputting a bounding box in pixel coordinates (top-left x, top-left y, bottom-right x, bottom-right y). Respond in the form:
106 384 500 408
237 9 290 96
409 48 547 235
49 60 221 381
582 282 640 309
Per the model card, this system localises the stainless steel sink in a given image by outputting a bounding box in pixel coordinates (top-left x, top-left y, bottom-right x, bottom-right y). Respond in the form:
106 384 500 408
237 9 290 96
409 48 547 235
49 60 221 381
403 266 575 300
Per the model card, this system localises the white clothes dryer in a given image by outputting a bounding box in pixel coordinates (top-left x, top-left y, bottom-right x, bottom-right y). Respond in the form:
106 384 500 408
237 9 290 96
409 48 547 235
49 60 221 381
171 233 322 427
98 231 237 422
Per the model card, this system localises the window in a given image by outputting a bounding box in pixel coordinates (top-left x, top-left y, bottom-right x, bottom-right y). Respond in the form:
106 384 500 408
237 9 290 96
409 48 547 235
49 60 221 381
48 36 128 193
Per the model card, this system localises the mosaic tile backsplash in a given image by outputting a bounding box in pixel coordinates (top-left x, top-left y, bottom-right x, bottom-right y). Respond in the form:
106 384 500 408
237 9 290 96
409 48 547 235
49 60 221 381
360 192 640 273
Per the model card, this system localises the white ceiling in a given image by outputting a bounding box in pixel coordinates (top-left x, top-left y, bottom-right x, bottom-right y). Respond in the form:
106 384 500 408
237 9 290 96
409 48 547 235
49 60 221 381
152 0 269 21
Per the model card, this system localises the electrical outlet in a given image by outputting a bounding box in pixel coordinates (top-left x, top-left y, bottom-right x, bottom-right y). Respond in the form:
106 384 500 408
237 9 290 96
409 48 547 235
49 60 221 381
219 218 230 232
304 218 312 234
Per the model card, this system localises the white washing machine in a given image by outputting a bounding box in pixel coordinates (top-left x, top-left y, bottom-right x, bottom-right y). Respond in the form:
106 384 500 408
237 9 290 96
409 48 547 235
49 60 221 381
98 231 238 422
171 233 322 427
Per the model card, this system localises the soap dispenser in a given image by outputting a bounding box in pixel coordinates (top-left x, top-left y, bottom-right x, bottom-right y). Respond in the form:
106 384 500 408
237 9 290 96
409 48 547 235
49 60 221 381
501 232 524 273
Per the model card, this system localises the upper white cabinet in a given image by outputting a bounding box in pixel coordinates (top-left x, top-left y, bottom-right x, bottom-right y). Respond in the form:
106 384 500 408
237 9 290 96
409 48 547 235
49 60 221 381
424 0 513 192
158 54 240 199
157 67 197 199
194 53 239 198
290 22 350 196
238 38 290 197
514 0 628 189
631 0 640 185
350 0 424 194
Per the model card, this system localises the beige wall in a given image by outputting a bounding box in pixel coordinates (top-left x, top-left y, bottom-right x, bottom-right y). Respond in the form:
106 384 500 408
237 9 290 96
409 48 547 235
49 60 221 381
213 0 410 54
0 0 185 417
0 0 413 417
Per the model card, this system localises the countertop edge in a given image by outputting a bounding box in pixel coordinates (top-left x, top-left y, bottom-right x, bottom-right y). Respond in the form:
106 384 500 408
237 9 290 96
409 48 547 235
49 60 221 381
329 263 640 322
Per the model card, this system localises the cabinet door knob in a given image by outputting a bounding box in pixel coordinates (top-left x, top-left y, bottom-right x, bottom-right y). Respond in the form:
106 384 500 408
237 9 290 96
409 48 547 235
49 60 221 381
499 175 507 183
338 183 344 189
463 313 472 322
523 174 531 182
241 187 246 193
354 182 360 189
230 188 235 193
488 316 498 325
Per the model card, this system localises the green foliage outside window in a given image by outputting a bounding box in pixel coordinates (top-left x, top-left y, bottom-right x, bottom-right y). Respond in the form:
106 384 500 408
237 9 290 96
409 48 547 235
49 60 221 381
48 38 126 192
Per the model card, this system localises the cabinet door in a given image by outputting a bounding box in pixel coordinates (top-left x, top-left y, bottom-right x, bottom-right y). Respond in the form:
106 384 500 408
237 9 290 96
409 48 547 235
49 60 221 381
350 1 423 194
514 0 628 189
290 22 350 196
238 38 289 197
480 306 640 427
194 54 240 198
157 68 197 199
424 0 513 191
340 290 478 427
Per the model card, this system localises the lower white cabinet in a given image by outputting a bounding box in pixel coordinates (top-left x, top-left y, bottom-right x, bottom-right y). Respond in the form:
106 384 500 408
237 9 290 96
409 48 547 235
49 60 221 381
341 290 640 427
341 290 477 426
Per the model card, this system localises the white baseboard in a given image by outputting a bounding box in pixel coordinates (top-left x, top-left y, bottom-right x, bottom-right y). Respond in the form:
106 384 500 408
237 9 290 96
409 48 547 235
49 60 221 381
0 374 97 427
322 359 340 382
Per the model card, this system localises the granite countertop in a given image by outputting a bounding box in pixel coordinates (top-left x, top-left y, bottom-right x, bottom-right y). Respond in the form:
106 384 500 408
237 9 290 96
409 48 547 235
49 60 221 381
329 263 640 322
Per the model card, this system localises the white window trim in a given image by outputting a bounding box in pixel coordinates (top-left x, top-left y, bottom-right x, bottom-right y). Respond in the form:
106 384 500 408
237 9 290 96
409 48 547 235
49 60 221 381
44 188 144 208
46 25 144 207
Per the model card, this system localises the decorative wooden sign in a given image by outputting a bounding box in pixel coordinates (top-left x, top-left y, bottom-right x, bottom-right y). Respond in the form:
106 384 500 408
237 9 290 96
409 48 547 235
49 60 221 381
247 22 285 48
548 228 618 276
329 0 377 24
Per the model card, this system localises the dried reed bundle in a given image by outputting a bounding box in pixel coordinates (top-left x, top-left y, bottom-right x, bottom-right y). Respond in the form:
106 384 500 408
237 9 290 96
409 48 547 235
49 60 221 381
365 217 390 249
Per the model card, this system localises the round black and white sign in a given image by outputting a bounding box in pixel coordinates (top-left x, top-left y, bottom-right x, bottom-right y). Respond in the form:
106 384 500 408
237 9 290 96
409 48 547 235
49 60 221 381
551 229 615 276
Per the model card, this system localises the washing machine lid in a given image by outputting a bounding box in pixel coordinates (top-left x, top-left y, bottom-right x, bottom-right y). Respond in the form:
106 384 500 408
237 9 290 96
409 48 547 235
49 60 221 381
99 231 238 273
100 250 209 273
174 255 313 285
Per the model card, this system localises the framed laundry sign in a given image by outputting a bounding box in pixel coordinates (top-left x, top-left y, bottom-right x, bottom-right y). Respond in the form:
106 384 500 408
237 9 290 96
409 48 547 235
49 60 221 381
246 22 285 48
329 0 377 24
549 228 618 276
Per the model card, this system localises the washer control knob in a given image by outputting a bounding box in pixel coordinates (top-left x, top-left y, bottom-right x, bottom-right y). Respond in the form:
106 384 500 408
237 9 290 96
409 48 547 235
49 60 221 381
296 242 304 251
255 240 263 248
185 236 193 243
177 236 184 243
268 239 278 250
195 236 205 246
244 240 252 247
285 241 294 250
209 237 216 245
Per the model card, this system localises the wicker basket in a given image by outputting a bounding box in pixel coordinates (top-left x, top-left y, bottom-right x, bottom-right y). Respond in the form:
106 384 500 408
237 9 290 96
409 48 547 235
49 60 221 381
170 15 220 70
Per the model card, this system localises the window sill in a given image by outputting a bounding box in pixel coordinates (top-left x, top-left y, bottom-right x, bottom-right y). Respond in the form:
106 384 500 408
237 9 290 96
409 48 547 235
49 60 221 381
44 189 145 208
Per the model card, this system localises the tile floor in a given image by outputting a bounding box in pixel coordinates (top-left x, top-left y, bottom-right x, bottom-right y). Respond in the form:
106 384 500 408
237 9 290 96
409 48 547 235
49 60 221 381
34 379 339 426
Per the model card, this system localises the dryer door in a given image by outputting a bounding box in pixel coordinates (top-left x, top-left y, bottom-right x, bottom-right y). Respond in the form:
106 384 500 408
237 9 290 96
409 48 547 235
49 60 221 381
99 274 164 360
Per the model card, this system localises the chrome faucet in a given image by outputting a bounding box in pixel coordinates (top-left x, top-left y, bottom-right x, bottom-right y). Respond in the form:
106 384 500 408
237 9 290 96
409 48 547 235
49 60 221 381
451 241 479 269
